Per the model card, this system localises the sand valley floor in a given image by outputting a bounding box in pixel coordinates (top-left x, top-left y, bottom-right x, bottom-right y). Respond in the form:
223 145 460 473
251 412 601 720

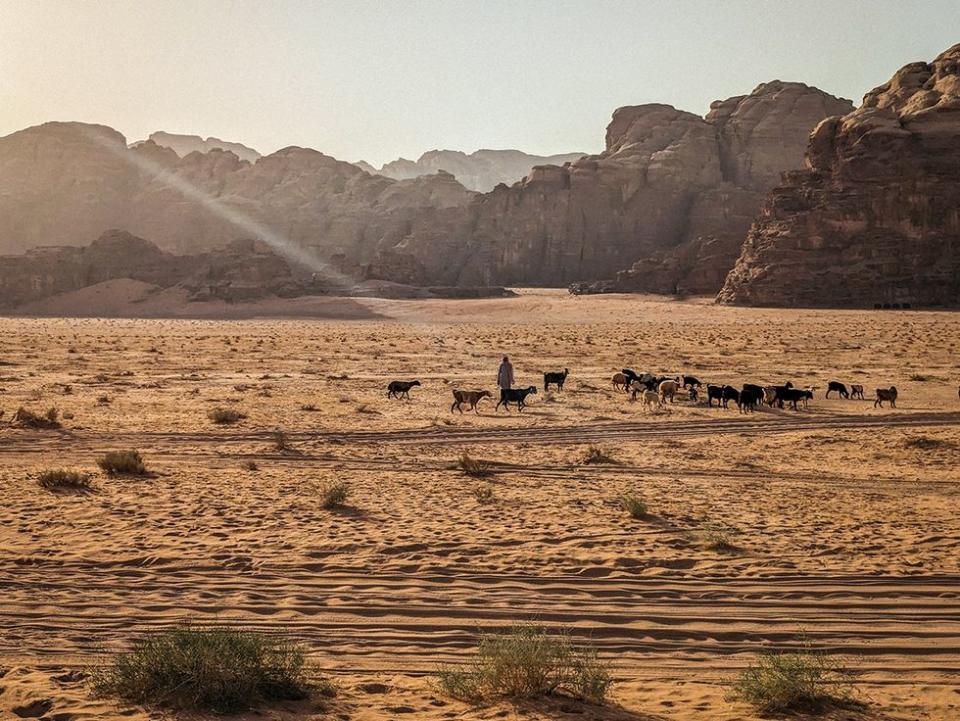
1 291 959 720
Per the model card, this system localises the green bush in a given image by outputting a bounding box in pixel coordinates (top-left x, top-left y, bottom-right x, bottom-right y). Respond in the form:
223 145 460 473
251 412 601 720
620 493 647 519
730 645 856 714
37 469 93 492
92 625 315 713
320 481 350 509
437 624 612 705
97 450 147 476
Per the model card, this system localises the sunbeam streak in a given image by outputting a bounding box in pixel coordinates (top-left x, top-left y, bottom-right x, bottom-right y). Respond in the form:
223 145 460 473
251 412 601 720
84 126 361 293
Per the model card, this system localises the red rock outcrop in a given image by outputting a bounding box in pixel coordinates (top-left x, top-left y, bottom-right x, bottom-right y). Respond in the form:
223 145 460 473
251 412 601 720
373 83 851 290
718 44 960 307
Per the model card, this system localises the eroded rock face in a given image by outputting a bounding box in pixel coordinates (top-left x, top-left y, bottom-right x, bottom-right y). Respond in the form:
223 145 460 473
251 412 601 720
0 230 299 308
0 123 476 272
718 45 960 307
375 84 851 291
371 149 586 192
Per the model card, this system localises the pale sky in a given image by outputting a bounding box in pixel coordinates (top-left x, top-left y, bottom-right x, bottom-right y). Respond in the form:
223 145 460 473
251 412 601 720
1 1 957 166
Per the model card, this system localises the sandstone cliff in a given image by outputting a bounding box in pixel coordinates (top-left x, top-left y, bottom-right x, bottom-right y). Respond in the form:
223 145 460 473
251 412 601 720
373 83 852 290
370 149 586 192
718 44 960 308
0 123 476 272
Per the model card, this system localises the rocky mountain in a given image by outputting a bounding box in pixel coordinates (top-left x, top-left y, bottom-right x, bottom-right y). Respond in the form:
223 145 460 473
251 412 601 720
132 131 262 162
718 44 960 308
372 82 853 291
0 80 850 297
0 122 475 271
364 149 586 192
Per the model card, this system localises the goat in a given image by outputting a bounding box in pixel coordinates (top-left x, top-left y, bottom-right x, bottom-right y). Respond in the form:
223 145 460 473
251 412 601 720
496 385 537 412
387 379 421 400
641 389 661 411
658 379 679 404
875 386 898 408
739 385 763 413
682 375 702 389
769 381 795 408
850 384 865 399
826 381 849 399
621 368 642 391
543 368 569 392
780 387 813 411
451 389 492 414
707 384 740 408
612 372 627 391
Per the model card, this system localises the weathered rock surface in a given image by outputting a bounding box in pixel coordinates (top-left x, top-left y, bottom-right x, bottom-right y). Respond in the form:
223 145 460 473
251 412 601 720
0 230 300 308
132 131 262 162
718 44 960 307
0 123 476 271
370 149 587 192
377 83 852 291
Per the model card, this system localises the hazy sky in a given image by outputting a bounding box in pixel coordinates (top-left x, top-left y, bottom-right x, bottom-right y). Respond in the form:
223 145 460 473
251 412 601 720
2 1 957 166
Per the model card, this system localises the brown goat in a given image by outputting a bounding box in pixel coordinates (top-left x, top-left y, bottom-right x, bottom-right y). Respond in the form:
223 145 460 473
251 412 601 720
451 389 492 414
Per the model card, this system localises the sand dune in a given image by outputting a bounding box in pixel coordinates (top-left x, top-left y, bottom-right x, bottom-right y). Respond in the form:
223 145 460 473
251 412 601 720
1 292 958 720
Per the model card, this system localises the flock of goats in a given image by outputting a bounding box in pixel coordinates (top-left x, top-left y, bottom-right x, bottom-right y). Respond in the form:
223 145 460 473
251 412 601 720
386 368 900 414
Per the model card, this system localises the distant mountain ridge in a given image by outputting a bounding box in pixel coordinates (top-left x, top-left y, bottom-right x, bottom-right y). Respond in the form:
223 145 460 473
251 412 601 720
131 131 262 162
359 149 587 192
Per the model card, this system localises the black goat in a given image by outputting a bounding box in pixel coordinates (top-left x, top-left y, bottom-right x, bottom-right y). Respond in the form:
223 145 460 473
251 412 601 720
707 384 740 408
682 375 702 388
826 381 849 399
739 385 763 413
496 385 538 412
387 380 421 400
543 368 569 392
780 387 813 411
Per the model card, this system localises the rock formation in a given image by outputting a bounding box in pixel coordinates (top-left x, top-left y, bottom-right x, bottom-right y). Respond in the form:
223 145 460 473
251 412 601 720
0 81 850 295
132 131 262 162
0 230 301 308
374 83 852 290
367 149 586 192
718 44 960 308
0 123 476 271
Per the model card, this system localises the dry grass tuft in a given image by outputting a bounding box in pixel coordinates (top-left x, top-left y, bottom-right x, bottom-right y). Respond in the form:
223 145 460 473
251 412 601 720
320 481 351 510
13 406 62 429
582 445 617 465
91 625 318 713
208 407 247 425
729 643 857 714
620 493 648 519
437 623 612 705
456 452 493 478
37 469 93 493
98 450 147 476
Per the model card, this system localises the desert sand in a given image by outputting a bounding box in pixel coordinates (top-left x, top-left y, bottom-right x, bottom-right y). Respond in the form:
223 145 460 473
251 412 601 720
1 290 958 720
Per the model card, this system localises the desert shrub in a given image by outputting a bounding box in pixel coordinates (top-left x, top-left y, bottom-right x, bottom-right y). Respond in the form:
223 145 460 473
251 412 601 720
300 403 318 412
320 481 350 509
272 431 292 452
208 407 246 425
244 460 259 471
97 395 111 406
729 645 856 714
91 625 313 713
437 624 611 705
37 469 93 492
699 522 739 552
456 452 492 478
582 446 617 465
620 493 647 519
909 373 928 382
98 450 147 476
473 484 495 504
12 406 61 429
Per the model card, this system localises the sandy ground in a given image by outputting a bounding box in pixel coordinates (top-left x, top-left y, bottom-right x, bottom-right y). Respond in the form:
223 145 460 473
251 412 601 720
1 290 959 720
